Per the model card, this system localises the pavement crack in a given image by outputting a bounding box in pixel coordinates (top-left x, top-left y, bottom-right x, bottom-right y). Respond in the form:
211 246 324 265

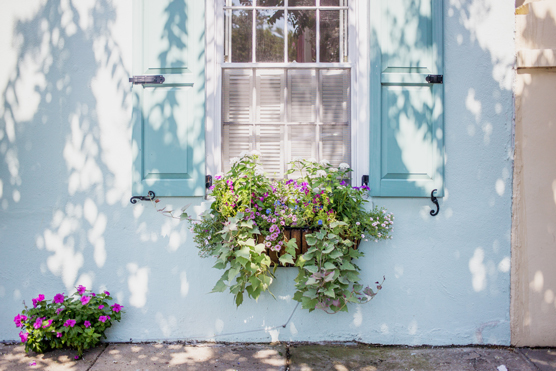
85 343 108 371
516 348 542 371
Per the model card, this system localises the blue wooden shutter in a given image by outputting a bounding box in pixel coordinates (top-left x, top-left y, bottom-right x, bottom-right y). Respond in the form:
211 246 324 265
131 0 205 197
369 0 444 197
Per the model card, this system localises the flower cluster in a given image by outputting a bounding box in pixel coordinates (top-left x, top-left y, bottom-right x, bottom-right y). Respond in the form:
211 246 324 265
13 287 124 357
182 153 394 312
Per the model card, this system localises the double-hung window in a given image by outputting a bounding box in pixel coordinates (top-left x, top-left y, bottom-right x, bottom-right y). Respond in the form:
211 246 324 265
220 0 351 178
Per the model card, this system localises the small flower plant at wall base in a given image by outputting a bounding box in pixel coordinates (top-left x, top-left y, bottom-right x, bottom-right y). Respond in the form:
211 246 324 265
13 287 124 357
177 152 394 314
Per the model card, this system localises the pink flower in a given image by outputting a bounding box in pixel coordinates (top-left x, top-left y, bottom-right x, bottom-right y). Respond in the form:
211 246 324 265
29 361 36 366
13 314 27 327
74 356 79 360
32 294 45 308
98 316 108 323
19 331 28 343
111 303 124 313
80 296 91 305
64 319 76 327
103 290 110 296
84 321 91 328
53 293 64 304
56 332 63 338
77 285 86 295
56 308 64 315
91 293 96 297
33 317 44 329
98 305 104 310
42 319 53 329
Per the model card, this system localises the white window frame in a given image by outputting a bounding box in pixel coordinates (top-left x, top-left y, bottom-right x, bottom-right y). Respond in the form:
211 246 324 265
205 0 369 186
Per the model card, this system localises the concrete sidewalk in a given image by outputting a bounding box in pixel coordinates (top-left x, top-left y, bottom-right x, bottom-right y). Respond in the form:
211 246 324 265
1 342 556 371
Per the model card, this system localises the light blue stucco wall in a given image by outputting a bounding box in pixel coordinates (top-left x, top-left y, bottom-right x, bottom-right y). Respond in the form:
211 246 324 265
0 0 514 345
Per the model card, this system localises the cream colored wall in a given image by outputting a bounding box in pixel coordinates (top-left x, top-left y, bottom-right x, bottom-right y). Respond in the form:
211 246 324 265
512 0 556 346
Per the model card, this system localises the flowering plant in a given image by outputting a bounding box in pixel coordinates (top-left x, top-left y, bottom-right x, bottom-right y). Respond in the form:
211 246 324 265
184 153 394 313
13 287 124 357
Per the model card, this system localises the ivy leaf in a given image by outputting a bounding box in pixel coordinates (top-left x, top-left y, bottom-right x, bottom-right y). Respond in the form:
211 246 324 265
340 261 356 271
249 276 261 290
316 230 326 239
279 254 295 265
328 250 343 259
228 266 241 282
211 276 228 293
254 243 266 254
235 292 244 307
305 236 317 246
324 262 336 270
324 287 336 298
304 265 318 274
302 288 318 299
234 246 251 260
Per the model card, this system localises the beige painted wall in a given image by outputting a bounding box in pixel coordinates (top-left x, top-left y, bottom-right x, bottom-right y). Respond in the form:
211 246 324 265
512 0 556 346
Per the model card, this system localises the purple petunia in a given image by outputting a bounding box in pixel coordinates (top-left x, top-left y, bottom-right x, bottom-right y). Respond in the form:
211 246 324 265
84 321 91 328
42 319 53 329
32 294 45 308
98 316 108 323
80 296 91 305
77 285 86 295
111 303 124 313
33 317 44 329
103 290 110 296
53 293 64 304
13 314 27 327
98 305 104 310
56 332 63 338
19 332 28 343
56 308 64 315
64 319 76 328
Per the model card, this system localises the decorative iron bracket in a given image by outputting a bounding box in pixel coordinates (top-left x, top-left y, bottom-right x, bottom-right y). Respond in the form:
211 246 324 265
430 189 440 216
130 191 156 204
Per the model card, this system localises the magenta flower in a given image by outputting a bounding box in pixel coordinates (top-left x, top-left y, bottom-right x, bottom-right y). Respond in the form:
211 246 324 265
53 293 64 304
56 308 64 315
56 332 63 338
98 305 104 310
98 316 108 323
91 292 96 296
111 303 124 313
74 356 80 360
64 319 76 327
103 290 110 296
80 296 91 305
77 285 86 295
19 331 29 343
84 321 91 328
42 319 53 329
33 317 44 329
32 294 45 308
13 314 27 327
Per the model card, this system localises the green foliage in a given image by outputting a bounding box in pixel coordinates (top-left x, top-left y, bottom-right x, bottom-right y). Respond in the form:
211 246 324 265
14 288 124 357
184 152 394 313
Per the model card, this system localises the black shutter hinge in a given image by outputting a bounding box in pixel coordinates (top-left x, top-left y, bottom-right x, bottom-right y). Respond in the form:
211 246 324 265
426 75 443 84
129 75 165 85
206 175 213 189
362 175 369 186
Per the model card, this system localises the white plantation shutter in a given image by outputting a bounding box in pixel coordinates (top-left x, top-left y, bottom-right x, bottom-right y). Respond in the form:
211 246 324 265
288 70 317 123
222 124 252 172
256 70 285 123
320 69 349 123
321 124 351 167
223 69 253 123
222 68 350 178
257 125 284 177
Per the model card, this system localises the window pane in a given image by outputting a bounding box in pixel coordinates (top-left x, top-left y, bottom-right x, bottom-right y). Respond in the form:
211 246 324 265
320 0 340 6
289 0 315 6
231 10 253 62
256 9 285 62
256 0 284 7
319 10 344 62
288 10 316 63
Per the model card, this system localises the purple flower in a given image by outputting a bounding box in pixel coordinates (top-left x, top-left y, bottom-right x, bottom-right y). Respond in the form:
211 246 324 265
77 285 86 295
98 316 108 323
80 296 91 305
33 317 44 329
56 308 64 315
53 293 64 304
19 332 29 343
13 314 27 327
111 303 124 313
56 332 63 338
103 290 110 296
98 305 104 310
64 319 76 328
32 294 45 308
84 321 91 328
42 319 53 329
91 293 96 297
318 220 323 226
74 356 80 360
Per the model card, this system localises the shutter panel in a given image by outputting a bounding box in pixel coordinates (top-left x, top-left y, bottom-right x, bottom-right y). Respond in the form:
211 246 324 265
369 0 444 197
321 124 351 168
223 69 253 123
222 124 253 173
288 69 317 123
257 125 284 178
131 0 205 197
320 69 350 124
256 70 285 123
